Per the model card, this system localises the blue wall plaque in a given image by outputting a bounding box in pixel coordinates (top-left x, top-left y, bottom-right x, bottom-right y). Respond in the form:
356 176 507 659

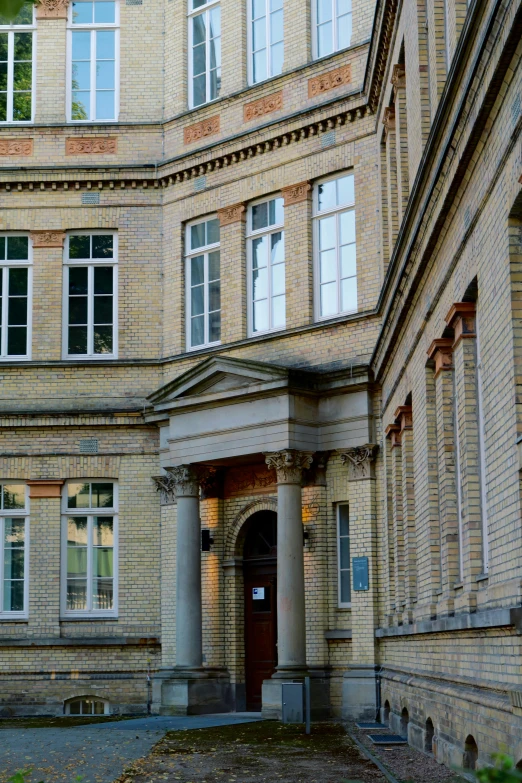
352 557 369 591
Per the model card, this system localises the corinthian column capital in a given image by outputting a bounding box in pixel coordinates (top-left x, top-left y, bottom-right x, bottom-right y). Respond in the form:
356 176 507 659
340 444 378 481
165 465 200 497
265 450 314 484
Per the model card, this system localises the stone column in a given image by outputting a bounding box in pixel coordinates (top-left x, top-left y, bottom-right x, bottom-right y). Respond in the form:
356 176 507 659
339 445 379 721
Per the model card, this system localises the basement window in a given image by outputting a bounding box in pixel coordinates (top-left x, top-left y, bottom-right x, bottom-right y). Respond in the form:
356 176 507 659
65 697 109 715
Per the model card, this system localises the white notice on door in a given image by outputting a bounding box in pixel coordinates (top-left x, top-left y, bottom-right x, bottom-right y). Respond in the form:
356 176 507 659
252 587 265 600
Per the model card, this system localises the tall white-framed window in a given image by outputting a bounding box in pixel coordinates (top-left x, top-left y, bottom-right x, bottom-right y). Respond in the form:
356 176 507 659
0 234 32 359
248 0 283 85
313 0 352 59
337 503 351 607
0 482 29 619
476 312 489 573
61 480 118 617
188 0 221 109
63 232 118 359
185 216 221 350
0 3 35 124
247 196 285 335
453 372 464 581
313 172 357 320
67 0 119 122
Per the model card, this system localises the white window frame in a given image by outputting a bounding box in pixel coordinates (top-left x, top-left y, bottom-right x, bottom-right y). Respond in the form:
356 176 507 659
246 195 285 336
453 373 464 582
0 6 36 125
187 0 221 109
247 0 284 86
66 0 120 123
312 0 352 61
337 503 351 608
62 231 118 360
476 312 489 574
65 696 110 715
61 479 118 619
185 216 221 351
0 233 33 360
0 482 29 620
313 172 357 321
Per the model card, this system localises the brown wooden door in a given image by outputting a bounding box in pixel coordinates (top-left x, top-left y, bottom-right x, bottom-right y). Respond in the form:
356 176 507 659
244 568 277 710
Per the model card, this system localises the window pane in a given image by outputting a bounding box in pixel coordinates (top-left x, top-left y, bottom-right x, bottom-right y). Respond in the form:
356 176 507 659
94 700 105 714
252 0 265 18
193 13 206 45
67 546 87 576
94 516 113 544
0 3 32 24
14 32 31 61
193 42 206 76
72 92 90 121
340 535 350 569
7 236 28 261
337 12 352 48
67 580 87 610
191 284 204 317
13 92 31 122
253 50 266 83
319 215 336 252
72 1 93 23
270 9 283 43
206 219 219 246
0 61 6 93
191 315 204 347
191 255 204 286
4 579 23 612
252 265 268 301
72 30 91 59
96 30 114 58
272 294 285 328
340 570 351 604
209 310 220 342
93 548 113 578
271 231 284 264
0 237 4 261
271 41 283 76
209 279 220 312
191 223 205 250
94 295 112 323
317 180 336 212
340 209 355 245
0 92 6 122
96 89 114 119
268 198 284 226
7 327 26 355
91 484 113 508
317 0 332 23
341 277 357 312
4 519 25 542
73 60 90 90
4 548 24 580
253 17 266 50
193 73 206 107
252 202 268 231
339 505 349 536
317 21 332 56
208 250 220 280
337 175 354 206
209 6 220 37
253 299 269 332
69 297 87 325
320 281 336 316
8 298 27 326
8 267 27 295
93 578 113 609
13 61 31 93
3 485 25 510
252 235 267 269
68 484 90 509
69 266 88 295
341 243 356 278
93 325 113 353
69 236 90 260
320 249 336 284
69 700 81 715
94 266 113 293
94 0 115 22
92 235 113 259
68 326 88 354
97 59 114 89
272 261 285 296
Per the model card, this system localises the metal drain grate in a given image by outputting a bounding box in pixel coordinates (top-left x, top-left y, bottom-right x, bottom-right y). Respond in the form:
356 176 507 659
321 130 336 148
81 192 100 205
79 438 99 454
368 734 407 745
194 176 206 192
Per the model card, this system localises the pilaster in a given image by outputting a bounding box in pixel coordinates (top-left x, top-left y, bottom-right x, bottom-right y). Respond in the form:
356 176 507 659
395 406 416 621
218 204 247 343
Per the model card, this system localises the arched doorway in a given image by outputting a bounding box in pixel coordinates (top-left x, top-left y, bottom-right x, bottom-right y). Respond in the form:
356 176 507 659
243 510 277 711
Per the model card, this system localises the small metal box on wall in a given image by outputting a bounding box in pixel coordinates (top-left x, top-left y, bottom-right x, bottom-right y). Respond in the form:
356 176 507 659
282 683 304 723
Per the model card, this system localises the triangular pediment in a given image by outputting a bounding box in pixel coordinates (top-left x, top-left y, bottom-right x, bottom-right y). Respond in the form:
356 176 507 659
148 356 291 408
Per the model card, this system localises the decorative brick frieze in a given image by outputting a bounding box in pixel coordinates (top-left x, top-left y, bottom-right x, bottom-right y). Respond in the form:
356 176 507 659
35 0 69 18
445 302 476 348
29 230 66 248
66 137 117 155
217 202 245 226
427 338 454 377
281 181 311 206
27 480 64 498
0 139 33 156
244 91 283 122
307 64 351 98
183 115 220 145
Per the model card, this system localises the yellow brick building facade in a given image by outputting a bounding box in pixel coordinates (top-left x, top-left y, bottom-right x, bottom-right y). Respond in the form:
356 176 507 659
0 0 521 771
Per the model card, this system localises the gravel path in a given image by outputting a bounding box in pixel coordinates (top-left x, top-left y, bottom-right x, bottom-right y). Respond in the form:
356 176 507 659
0 714 262 783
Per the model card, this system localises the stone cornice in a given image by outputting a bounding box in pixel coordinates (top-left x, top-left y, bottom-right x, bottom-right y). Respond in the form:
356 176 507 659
427 338 453 377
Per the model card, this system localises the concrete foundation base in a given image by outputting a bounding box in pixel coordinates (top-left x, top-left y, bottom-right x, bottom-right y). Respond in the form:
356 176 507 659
152 668 233 715
261 670 330 720
341 664 380 721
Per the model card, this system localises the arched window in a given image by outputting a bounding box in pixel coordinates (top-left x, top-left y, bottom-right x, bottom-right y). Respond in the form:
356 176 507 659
65 697 109 716
383 700 391 725
425 718 434 753
400 707 409 738
463 735 478 770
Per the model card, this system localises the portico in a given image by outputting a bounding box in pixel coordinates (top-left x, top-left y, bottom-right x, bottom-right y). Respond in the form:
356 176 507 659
148 356 378 718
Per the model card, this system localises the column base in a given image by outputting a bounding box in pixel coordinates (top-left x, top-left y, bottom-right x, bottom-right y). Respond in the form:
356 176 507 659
261 669 330 721
152 667 233 716
341 664 380 721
